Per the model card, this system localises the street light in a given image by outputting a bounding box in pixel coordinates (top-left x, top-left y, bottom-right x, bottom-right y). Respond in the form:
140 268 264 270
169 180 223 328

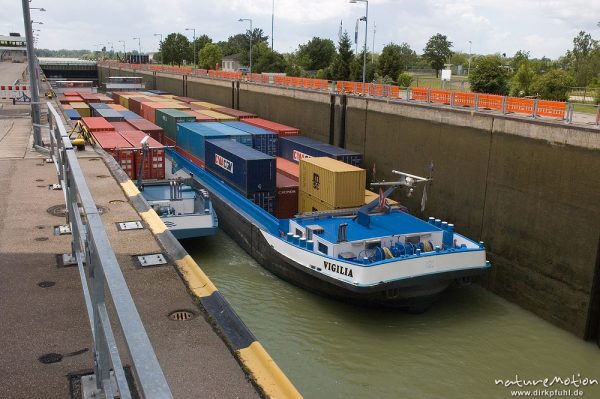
22 0 42 147
185 28 196 68
468 40 472 76
30 7 46 11
119 40 126 61
31 20 43 25
238 18 252 73
271 0 274 50
349 0 368 88
154 33 162 51
133 37 141 62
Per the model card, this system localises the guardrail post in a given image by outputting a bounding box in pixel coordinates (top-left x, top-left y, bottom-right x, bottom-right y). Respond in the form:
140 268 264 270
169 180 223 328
405 87 410 101
532 99 539 119
427 89 431 103
501 96 507 114
475 93 479 111
450 92 455 108
566 103 574 123
596 105 600 126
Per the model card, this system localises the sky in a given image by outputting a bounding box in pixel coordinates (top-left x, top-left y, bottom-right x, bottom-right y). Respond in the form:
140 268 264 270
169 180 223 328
1 0 599 59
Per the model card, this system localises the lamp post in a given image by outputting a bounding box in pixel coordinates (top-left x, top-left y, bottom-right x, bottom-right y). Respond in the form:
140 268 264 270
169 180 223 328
154 33 162 50
238 18 252 73
349 0 368 87
21 0 43 147
468 40 472 76
271 0 274 50
133 37 141 63
185 28 196 68
119 40 126 60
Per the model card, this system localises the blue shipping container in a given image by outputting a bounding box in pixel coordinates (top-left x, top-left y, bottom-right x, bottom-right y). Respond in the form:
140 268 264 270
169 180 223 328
205 139 275 194
65 109 81 120
195 122 253 147
89 102 110 117
176 122 229 163
278 136 363 166
120 110 143 120
95 108 125 122
222 121 278 156
248 191 275 214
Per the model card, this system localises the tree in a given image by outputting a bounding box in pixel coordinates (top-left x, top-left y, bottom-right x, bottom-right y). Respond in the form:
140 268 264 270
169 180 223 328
530 69 573 101
330 31 354 81
423 33 453 77
570 31 598 86
397 72 412 87
510 50 530 71
297 37 336 71
199 43 223 69
349 50 375 82
468 55 510 94
252 42 286 73
161 33 191 66
510 63 534 96
377 43 416 80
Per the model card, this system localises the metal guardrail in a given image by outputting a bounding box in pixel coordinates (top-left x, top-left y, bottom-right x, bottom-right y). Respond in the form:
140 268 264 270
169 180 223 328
46 103 172 399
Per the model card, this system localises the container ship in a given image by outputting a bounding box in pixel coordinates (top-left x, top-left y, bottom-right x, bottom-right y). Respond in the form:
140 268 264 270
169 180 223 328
59 89 491 311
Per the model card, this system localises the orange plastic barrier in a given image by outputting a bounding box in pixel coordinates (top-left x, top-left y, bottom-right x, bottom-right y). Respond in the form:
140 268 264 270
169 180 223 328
536 100 566 119
478 94 503 110
454 92 476 107
411 87 429 101
506 97 534 115
390 86 400 98
430 90 451 104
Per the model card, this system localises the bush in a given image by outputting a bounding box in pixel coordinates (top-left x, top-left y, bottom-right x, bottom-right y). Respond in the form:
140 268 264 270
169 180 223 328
530 69 573 101
397 72 412 87
468 55 510 95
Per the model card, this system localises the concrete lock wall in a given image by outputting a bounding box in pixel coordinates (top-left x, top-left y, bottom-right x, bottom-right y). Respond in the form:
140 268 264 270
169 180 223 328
97 66 600 340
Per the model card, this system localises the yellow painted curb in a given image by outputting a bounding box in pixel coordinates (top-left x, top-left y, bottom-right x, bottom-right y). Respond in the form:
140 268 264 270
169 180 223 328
175 255 217 297
120 180 140 197
139 209 167 235
238 342 303 399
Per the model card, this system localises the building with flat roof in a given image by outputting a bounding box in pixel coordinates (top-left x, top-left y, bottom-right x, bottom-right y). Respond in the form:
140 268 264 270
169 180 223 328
0 33 27 62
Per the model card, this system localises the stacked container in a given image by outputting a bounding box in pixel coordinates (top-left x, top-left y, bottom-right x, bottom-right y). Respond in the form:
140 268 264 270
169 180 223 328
125 119 164 144
222 121 278 156
155 109 197 146
194 109 237 121
276 157 299 181
279 136 363 167
182 110 216 122
298 157 365 213
195 122 252 147
127 96 153 115
119 131 165 179
175 122 230 167
139 102 176 123
120 110 143 120
241 117 299 137
95 108 125 122
71 102 91 117
205 139 276 213
89 102 110 117
81 117 115 132
91 131 136 179
213 107 256 119
275 173 299 219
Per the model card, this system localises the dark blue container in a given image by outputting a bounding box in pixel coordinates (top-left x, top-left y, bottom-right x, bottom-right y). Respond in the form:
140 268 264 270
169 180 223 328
222 121 278 156
89 102 110 117
95 108 125 122
176 122 229 163
205 139 275 194
248 191 275 214
196 122 253 147
120 110 143 120
278 136 363 166
65 109 81 120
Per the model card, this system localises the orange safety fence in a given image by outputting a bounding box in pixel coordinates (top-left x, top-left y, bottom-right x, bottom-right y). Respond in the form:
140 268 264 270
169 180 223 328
478 94 504 110
430 90 451 104
454 92 477 107
411 87 429 101
390 86 400 98
536 100 566 119
506 97 535 115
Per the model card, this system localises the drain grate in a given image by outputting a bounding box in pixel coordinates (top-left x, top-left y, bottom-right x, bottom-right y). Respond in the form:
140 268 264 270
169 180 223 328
54 225 72 235
168 310 196 321
38 281 56 288
117 221 144 231
39 353 63 364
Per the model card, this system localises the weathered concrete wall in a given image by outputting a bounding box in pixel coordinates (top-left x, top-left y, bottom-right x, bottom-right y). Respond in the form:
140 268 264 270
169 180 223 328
97 66 600 340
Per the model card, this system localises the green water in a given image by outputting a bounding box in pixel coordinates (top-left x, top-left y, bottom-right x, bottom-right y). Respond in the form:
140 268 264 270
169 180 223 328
184 232 600 399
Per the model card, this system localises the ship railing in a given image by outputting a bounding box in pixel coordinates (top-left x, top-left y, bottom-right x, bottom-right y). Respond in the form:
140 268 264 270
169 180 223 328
46 103 172 399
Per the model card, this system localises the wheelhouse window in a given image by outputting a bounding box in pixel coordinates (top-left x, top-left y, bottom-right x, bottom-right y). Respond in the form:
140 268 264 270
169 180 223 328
318 242 328 255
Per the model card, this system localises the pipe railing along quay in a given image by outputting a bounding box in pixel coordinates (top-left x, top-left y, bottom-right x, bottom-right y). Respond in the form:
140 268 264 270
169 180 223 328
46 102 172 399
99 60 600 126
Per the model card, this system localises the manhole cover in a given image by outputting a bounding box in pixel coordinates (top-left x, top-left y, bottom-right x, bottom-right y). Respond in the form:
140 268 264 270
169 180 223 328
109 199 126 205
47 204 108 217
96 175 110 179
39 353 63 364
35 237 49 242
168 310 195 321
38 281 56 288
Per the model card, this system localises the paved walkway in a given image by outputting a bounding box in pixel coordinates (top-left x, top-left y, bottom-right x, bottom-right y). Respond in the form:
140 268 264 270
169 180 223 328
0 101 260 398
0 62 27 84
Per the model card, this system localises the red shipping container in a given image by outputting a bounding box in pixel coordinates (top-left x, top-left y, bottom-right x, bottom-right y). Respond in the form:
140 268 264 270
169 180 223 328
119 131 165 180
182 110 216 122
95 94 115 103
173 96 197 103
79 93 101 103
276 157 299 181
91 131 136 179
242 117 299 137
140 102 174 123
127 96 152 115
82 117 115 132
188 103 209 111
125 119 164 144
110 121 138 132
214 107 256 119
112 92 122 104
275 173 299 219
64 91 80 97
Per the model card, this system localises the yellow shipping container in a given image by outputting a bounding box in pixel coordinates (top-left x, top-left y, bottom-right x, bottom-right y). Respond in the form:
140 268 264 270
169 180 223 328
118 94 133 109
162 102 191 111
191 101 220 109
364 190 398 206
299 157 365 208
298 190 334 213
196 109 237 121
70 102 90 117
